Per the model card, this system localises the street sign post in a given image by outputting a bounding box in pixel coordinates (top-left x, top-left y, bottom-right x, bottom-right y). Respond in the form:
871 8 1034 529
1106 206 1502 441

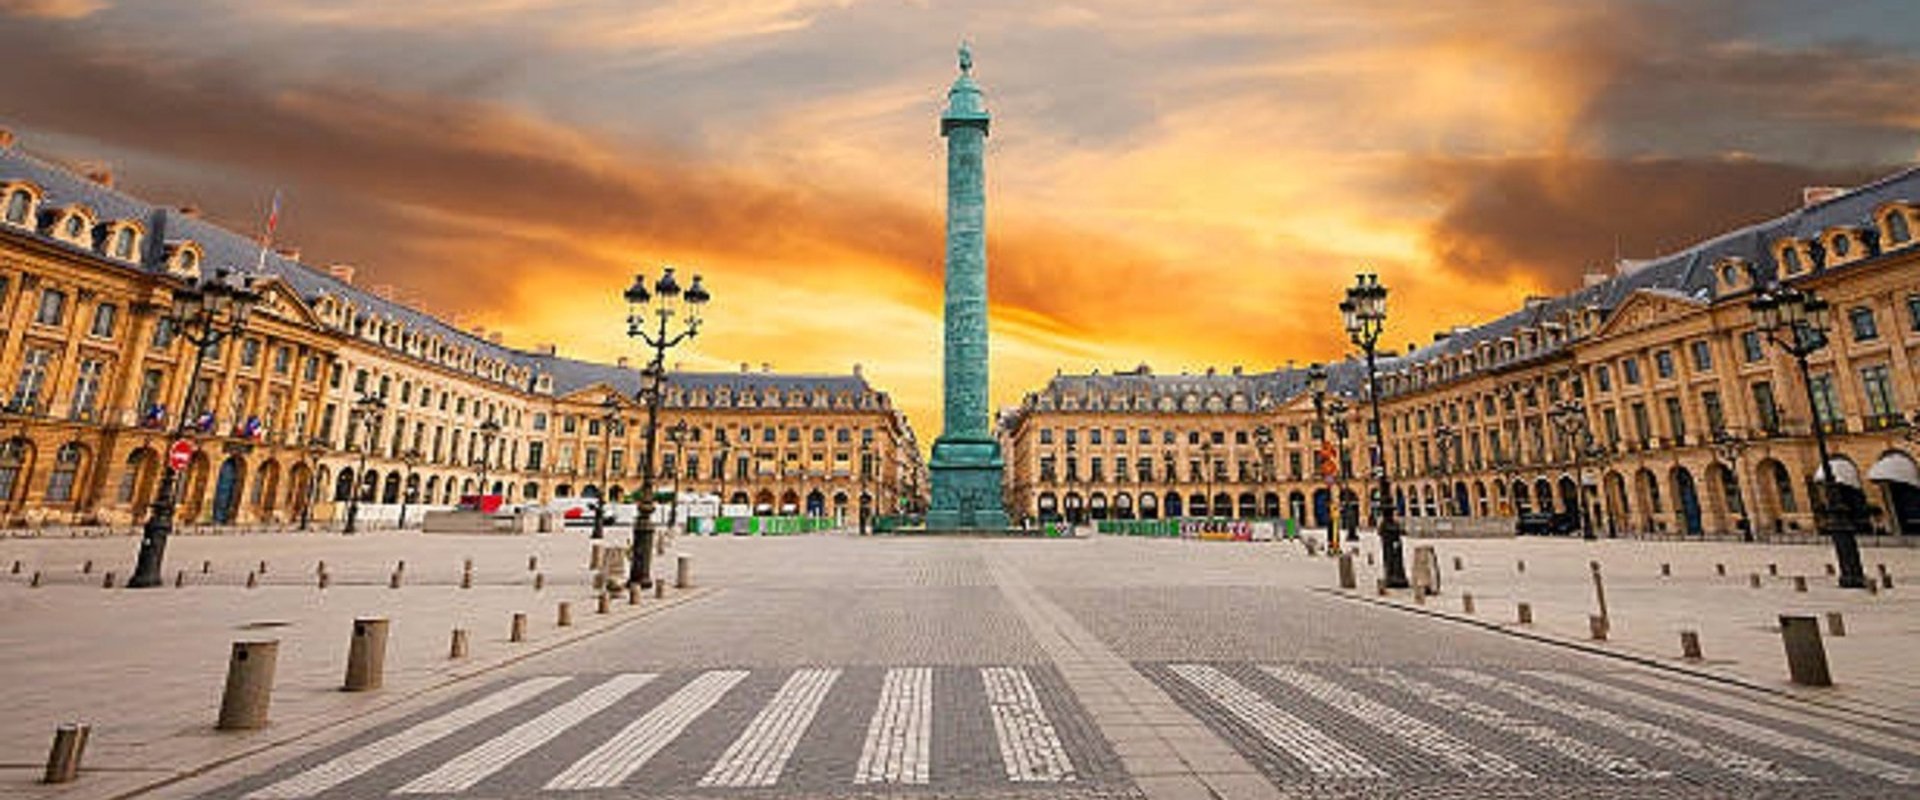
167 439 194 472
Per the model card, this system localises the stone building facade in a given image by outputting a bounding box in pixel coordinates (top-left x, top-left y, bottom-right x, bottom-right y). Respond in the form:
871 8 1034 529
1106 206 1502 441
1004 169 1920 538
0 138 920 529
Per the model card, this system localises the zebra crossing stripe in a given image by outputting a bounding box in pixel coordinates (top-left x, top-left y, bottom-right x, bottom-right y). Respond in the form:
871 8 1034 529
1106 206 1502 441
1260 665 1530 778
699 668 842 787
982 666 1078 783
854 667 933 785
1530 670 1920 785
1609 671 1920 758
545 670 748 790
393 673 654 795
1357 668 1667 780
1168 664 1384 778
244 677 568 799
1439 668 1806 782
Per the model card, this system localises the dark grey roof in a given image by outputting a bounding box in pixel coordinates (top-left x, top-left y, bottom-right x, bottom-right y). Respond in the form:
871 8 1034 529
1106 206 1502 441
528 352 877 401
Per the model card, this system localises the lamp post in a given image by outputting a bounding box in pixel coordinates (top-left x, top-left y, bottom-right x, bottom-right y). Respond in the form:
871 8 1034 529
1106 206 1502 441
1200 437 1215 523
1712 428 1754 542
666 419 689 541
1434 422 1461 520
343 392 385 535
592 397 620 540
715 428 732 515
1548 399 1596 540
129 269 261 587
1330 399 1359 541
473 417 501 500
858 432 872 534
396 448 422 528
1342 273 1408 588
1253 424 1274 521
1307 363 1340 553
1749 284 1866 588
622 267 710 588
299 435 327 531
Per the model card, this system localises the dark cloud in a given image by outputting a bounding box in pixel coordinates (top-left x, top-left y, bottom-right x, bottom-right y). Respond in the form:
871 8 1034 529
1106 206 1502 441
1417 156 1894 290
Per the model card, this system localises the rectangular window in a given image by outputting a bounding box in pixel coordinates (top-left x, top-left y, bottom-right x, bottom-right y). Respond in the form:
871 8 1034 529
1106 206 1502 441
1602 407 1621 446
1908 295 1920 332
1654 351 1675 380
304 356 320 382
1809 374 1842 430
12 346 52 410
89 303 117 339
1622 357 1642 385
1861 365 1896 426
1664 396 1686 442
35 288 65 326
526 441 545 471
1702 390 1725 435
1089 429 1102 445
240 338 261 369
1630 402 1651 445
1595 365 1611 392
532 413 547 431
353 369 368 394
1741 331 1765 362
562 415 577 434
1752 381 1780 434
1039 429 1054 445
151 317 176 349
273 346 292 375
1114 428 1127 445
1689 340 1713 372
69 358 104 419
136 368 164 414
1850 307 1879 342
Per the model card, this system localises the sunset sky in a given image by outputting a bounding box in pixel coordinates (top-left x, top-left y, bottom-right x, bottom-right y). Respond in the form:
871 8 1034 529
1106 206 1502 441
2 0 1917 442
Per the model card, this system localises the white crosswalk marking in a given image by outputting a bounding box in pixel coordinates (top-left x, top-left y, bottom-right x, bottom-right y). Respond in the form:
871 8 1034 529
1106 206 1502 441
1440 668 1807 782
1609 671 1920 758
1530 671 1920 785
245 677 568 799
699 668 842 788
1357 668 1666 780
1261 665 1530 778
1168 664 1385 778
393 673 654 795
546 670 748 790
855 667 933 785
982 666 1078 783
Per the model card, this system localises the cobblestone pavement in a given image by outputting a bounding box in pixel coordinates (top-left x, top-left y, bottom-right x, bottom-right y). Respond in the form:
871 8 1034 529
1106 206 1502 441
13 531 1920 799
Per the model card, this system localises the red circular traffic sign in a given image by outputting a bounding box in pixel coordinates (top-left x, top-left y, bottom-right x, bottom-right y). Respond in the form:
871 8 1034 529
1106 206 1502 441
167 439 195 472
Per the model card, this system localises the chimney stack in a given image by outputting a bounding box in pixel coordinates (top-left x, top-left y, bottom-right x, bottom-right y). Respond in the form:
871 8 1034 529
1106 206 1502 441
487 332 503 345
852 362 863 377
761 362 771 373
274 246 301 261
739 362 749 373
617 356 630 369
536 343 557 356
328 264 356 284
82 165 114 188
0 128 14 149
1802 186 1846 207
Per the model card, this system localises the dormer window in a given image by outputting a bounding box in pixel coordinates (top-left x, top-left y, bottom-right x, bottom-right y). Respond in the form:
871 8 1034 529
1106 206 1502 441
1881 205 1914 249
2 186 36 227
60 213 86 242
106 224 141 262
1777 241 1807 277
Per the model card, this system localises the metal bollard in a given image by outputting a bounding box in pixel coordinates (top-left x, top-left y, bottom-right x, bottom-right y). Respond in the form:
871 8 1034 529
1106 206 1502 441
464 557 474 573
202 560 212 574
317 560 326 576
1589 614 1609 641
343 617 389 692
1749 573 1761 588
1767 563 1778 576
1779 615 1832 686
449 628 470 659
82 559 93 574
1869 579 1881 595
1824 563 1836 576
318 571 331 590
1590 561 1609 621
1826 611 1847 637
676 555 691 589
43 723 89 784
395 560 406 574
533 573 545 591
217 640 280 730
597 592 611 614
9 559 19 573
1452 555 1463 571
1884 573 1896 589
1517 559 1526 573
628 583 642 605
246 570 258 589
258 559 268 574
1660 563 1671 577
1460 592 1476 614
1793 575 1807 592
1680 630 1702 660
510 612 528 643
1715 563 1726 576
29 570 41 588
102 571 115 588
1336 552 1356 589
175 570 186 588
654 579 666 599
388 571 402 589
1516 602 1533 624
528 555 538 572
461 569 473 589
557 601 573 627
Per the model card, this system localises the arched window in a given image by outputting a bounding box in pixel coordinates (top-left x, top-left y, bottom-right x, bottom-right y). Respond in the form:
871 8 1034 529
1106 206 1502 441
3 190 30 225
1831 234 1852 259
111 227 136 259
1780 246 1802 274
62 214 84 240
1890 212 1913 246
46 443 83 502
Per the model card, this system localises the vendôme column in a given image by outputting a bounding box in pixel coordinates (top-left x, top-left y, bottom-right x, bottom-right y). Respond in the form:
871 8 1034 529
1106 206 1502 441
926 43 1010 532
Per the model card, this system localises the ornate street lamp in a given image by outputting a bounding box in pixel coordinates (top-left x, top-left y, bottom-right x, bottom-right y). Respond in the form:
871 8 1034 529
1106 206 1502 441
666 419 689 540
397 448 423 528
622 267 710 588
1199 437 1215 523
592 397 621 540
343 392 386 535
1342 273 1407 587
1750 284 1866 588
1548 399 1596 540
1253 424 1274 520
129 268 262 587
858 432 873 534
1329 399 1359 541
1711 428 1754 542
714 428 732 515
1307 363 1340 553
299 435 328 531
473 417 502 499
